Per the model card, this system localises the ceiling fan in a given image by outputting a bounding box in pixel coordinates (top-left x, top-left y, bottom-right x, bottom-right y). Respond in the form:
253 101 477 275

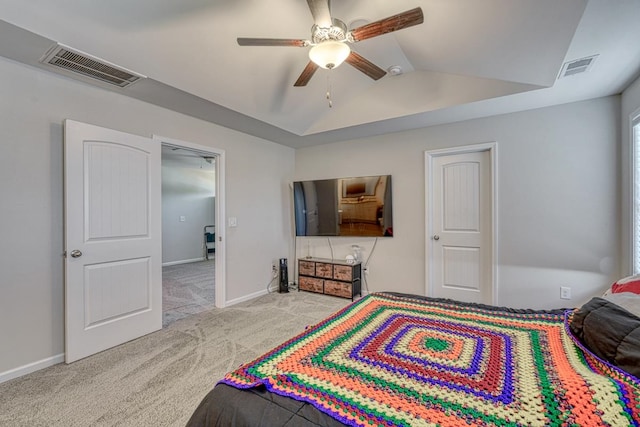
237 0 424 87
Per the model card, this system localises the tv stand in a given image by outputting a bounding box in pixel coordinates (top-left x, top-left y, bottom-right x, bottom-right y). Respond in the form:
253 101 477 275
298 258 361 300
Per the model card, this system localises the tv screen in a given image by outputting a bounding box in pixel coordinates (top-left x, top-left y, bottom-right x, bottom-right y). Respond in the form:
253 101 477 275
294 175 393 237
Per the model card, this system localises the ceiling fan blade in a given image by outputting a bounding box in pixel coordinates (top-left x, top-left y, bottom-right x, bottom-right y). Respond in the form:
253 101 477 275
345 52 386 80
237 38 307 47
307 0 333 27
350 7 424 42
294 61 320 87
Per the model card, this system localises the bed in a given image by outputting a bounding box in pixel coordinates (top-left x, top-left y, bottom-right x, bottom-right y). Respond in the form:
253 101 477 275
340 197 380 224
187 291 640 426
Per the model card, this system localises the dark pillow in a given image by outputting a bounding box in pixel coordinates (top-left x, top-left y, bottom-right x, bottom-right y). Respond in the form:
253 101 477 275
569 297 640 378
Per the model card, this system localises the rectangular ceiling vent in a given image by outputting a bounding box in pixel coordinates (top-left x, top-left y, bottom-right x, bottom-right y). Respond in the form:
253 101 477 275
558 55 598 79
39 44 146 88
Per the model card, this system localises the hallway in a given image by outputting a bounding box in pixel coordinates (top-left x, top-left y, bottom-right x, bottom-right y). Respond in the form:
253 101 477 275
162 260 215 327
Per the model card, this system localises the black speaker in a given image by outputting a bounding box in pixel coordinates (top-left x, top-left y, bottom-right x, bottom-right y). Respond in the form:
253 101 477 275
278 258 289 293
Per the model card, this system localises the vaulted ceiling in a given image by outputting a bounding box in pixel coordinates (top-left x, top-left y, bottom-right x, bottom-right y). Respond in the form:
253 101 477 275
1 0 639 148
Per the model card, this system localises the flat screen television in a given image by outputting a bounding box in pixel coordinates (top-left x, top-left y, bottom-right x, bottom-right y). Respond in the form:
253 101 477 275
293 175 393 237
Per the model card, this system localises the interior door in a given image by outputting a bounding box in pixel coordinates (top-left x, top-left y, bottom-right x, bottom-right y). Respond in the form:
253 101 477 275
64 120 161 363
428 150 492 304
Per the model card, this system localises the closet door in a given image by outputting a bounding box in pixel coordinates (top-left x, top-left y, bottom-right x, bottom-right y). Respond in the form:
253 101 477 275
427 148 494 304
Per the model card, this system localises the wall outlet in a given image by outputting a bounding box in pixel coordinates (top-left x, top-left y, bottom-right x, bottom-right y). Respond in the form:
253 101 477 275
560 286 571 300
272 263 278 278
364 266 370 275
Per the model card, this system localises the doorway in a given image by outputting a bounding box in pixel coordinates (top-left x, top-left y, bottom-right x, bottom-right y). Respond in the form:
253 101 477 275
64 122 226 362
425 143 497 305
161 145 216 326
155 135 226 327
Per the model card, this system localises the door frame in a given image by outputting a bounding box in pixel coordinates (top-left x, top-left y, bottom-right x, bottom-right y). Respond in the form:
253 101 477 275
424 142 498 305
153 135 227 308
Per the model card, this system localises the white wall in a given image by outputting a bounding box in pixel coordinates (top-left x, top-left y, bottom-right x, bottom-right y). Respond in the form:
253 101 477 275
162 163 215 264
0 56 294 376
621 74 640 275
295 97 620 310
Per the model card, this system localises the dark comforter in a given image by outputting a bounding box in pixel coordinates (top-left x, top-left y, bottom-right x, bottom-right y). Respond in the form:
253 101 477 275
187 383 345 426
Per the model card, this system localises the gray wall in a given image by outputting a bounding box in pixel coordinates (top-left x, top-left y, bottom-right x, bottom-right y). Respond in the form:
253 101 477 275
295 96 621 310
2 49 638 379
0 56 294 375
162 162 215 264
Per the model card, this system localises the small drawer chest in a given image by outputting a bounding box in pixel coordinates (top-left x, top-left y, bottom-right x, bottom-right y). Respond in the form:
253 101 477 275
298 257 362 300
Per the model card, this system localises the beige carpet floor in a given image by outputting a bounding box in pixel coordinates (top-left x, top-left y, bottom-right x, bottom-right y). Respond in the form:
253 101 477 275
0 291 351 427
163 260 216 327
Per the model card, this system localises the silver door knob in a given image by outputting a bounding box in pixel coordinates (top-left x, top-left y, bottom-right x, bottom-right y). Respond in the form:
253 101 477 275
433 235 440 241
70 249 82 258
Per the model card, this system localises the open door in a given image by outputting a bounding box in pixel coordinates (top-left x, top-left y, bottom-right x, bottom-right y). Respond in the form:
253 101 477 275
64 120 161 363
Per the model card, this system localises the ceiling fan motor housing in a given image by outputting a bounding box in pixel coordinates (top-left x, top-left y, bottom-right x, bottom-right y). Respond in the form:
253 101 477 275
311 18 348 44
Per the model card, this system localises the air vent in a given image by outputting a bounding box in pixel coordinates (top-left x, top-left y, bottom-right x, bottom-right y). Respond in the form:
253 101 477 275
40 44 145 88
558 55 598 79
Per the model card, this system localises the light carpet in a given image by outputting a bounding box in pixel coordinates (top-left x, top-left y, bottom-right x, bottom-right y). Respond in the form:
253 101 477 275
163 260 216 327
0 291 350 427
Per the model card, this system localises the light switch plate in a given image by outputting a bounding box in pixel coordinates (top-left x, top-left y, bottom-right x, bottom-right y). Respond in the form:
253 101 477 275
228 217 237 227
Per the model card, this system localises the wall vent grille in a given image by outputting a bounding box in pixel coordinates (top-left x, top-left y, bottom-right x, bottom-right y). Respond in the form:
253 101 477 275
558 55 598 79
40 44 145 88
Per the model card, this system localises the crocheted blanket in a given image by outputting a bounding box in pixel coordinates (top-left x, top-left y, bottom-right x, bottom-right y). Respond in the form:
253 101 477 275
221 293 640 426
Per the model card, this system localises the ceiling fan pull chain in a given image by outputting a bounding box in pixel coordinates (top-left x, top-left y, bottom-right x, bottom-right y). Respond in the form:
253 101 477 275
326 72 333 108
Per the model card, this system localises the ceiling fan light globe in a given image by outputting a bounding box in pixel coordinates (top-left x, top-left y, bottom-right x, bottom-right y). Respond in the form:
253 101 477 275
309 41 351 70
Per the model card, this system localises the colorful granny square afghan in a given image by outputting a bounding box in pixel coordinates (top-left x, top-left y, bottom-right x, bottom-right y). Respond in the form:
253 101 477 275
221 293 640 426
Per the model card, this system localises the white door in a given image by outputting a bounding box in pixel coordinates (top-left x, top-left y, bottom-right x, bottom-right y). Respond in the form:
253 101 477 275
64 120 162 363
427 147 494 304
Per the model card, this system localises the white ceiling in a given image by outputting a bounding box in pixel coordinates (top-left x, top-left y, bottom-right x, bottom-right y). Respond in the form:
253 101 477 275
1 0 639 148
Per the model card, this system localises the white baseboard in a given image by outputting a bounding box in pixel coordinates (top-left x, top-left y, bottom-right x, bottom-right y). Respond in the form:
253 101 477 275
162 257 206 267
0 353 64 384
225 289 269 307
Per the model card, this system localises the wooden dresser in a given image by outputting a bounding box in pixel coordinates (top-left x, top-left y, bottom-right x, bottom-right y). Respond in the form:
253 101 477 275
298 257 361 300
